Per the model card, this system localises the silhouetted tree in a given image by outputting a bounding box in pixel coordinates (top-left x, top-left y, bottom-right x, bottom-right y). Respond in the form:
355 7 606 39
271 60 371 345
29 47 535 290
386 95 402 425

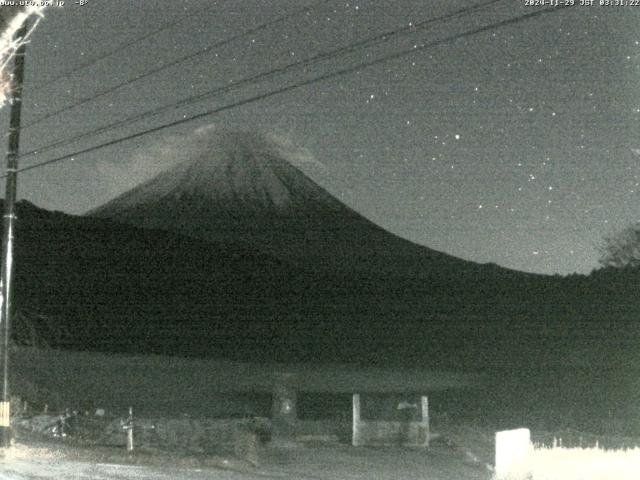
599 223 640 268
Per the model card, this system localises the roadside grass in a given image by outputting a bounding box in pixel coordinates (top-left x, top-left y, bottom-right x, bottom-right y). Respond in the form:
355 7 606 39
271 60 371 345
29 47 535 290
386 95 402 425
504 445 640 480
431 420 640 480
488 430 640 480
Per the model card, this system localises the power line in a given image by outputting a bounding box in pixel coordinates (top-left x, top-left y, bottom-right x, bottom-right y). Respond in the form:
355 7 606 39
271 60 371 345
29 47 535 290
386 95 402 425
11 5 571 177
20 0 504 160
23 0 330 129
31 11 199 88
16 4 570 174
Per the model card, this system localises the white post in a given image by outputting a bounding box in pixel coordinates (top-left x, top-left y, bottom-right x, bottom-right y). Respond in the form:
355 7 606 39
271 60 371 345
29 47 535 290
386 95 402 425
271 373 297 446
421 395 429 447
352 394 361 447
495 428 531 479
127 427 134 452
126 406 134 452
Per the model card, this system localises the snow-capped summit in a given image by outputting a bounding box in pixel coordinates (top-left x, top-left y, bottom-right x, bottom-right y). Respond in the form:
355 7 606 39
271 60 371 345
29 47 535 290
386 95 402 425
91 129 344 217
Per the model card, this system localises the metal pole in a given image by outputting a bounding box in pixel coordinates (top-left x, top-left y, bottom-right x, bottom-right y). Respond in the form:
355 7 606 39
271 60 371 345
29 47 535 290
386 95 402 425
0 22 28 448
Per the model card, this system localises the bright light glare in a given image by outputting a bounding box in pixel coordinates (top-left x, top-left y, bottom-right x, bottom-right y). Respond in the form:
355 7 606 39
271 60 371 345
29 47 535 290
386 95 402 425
0 6 46 107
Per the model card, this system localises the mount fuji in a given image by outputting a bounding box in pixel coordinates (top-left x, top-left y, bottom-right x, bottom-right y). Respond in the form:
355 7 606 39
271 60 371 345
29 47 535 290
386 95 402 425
89 128 510 280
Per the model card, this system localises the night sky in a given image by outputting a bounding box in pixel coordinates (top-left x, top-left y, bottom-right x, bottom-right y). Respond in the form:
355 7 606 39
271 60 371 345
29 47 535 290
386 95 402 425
1 0 639 275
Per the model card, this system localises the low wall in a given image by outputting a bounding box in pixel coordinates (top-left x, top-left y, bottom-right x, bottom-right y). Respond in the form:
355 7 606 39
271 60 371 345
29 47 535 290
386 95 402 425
296 419 351 442
107 417 351 451
357 420 429 446
103 416 270 454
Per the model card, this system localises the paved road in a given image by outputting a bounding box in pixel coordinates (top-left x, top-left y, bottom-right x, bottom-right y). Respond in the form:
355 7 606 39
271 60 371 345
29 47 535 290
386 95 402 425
0 445 259 480
0 458 258 480
0 441 492 479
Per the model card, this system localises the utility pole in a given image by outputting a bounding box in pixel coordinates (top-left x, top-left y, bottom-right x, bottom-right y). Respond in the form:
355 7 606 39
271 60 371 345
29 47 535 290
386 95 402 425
0 21 28 448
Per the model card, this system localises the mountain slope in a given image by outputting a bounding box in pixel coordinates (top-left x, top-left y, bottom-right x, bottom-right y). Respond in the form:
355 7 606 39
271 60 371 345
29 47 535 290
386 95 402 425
2 201 515 365
88 129 500 279
9 200 313 359
5 199 640 371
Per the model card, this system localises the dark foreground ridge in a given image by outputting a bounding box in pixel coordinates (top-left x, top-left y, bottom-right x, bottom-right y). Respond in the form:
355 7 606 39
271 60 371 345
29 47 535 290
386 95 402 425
3 194 639 372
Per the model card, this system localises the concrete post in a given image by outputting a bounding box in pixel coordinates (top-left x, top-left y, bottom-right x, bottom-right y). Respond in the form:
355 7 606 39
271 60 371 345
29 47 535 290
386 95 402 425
352 393 361 446
420 395 429 447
